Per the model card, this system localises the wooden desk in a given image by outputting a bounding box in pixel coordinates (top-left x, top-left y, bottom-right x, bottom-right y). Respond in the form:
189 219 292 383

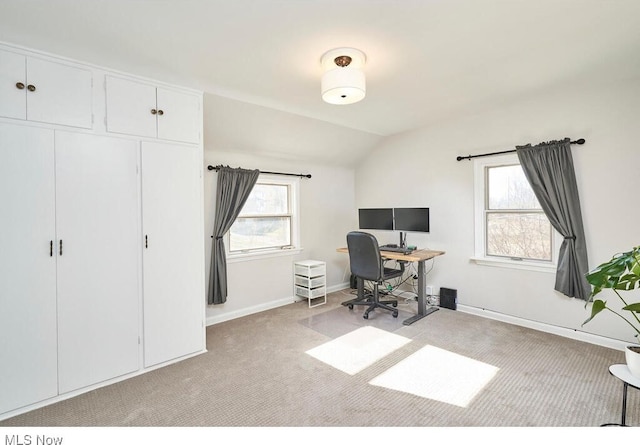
337 247 445 325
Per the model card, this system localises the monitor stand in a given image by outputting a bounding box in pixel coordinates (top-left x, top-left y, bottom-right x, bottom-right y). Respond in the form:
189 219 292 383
399 231 406 249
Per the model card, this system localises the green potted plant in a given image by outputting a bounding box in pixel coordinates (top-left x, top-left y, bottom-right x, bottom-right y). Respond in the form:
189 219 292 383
582 245 640 378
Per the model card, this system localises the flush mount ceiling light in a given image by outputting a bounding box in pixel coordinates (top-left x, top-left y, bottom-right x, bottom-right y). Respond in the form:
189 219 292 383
320 47 366 105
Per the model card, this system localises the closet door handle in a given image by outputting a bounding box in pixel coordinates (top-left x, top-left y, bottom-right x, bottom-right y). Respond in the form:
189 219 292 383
27 84 36 92
59 239 63 256
150 109 157 115
157 109 164 116
16 82 25 90
145 235 148 249
50 240 53 257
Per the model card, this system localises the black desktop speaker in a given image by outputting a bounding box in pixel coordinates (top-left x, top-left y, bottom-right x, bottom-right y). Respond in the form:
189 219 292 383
439 287 457 310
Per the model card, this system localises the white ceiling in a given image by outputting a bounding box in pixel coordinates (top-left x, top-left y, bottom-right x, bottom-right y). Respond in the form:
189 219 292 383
1 0 639 164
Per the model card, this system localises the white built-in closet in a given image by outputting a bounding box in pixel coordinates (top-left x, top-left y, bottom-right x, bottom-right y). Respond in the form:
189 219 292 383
0 42 206 420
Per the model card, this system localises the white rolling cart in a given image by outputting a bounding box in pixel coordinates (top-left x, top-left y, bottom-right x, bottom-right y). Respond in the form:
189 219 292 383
293 260 327 308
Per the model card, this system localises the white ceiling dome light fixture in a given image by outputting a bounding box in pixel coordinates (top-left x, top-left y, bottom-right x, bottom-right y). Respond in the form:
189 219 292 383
320 47 366 105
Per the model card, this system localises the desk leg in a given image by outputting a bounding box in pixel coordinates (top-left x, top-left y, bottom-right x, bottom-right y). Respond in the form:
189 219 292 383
403 259 438 325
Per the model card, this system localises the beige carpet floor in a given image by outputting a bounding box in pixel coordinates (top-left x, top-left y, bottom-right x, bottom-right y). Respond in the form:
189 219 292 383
1 289 638 429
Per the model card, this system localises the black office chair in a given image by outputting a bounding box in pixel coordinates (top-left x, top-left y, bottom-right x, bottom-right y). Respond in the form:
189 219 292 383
346 231 404 319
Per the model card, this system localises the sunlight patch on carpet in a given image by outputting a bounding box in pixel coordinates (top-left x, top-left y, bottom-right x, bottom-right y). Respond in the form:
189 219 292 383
369 345 499 407
305 326 411 375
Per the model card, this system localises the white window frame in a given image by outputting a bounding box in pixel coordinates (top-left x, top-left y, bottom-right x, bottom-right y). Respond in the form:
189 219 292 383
472 153 560 273
226 174 302 263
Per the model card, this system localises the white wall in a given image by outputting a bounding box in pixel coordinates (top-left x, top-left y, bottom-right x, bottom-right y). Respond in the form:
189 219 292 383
203 142 356 325
355 77 640 344
201 93 371 324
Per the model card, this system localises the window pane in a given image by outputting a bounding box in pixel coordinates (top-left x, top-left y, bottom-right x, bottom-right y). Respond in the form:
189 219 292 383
239 184 288 216
488 165 541 210
230 217 291 251
486 212 552 260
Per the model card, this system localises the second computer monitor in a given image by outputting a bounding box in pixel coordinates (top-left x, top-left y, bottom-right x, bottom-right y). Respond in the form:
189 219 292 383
393 207 430 233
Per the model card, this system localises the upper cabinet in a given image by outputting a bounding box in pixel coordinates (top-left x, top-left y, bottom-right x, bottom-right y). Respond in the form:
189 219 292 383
105 75 201 144
0 48 93 129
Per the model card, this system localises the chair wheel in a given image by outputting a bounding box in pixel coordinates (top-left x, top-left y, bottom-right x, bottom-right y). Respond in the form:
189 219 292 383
392 302 398 307
393 311 398 318
363 313 369 319
348 304 354 310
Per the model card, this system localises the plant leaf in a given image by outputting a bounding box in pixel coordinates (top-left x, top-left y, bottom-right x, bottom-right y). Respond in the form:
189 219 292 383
586 246 640 295
582 299 607 326
623 303 640 313
618 273 640 291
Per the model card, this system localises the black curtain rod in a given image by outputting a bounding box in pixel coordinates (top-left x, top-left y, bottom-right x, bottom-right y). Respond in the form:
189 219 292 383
456 138 586 162
207 164 311 178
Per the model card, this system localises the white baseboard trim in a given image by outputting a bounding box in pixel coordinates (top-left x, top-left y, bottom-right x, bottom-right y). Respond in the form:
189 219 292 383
458 304 628 352
206 283 352 327
206 297 294 326
328 282 350 293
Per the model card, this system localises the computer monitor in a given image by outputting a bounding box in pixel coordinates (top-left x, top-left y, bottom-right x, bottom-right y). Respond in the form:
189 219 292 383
358 208 394 230
393 207 430 233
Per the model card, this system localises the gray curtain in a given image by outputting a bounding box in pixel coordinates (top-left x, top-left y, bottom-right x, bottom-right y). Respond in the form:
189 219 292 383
516 138 590 300
208 166 260 305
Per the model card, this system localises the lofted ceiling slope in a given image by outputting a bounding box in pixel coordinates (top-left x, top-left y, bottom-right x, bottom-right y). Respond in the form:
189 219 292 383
0 1 639 166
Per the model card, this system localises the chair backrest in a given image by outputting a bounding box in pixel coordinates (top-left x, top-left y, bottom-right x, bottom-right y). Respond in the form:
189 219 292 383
346 231 382 282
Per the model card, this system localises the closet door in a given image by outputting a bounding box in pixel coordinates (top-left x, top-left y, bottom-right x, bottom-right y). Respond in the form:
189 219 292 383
0 49 26 120
105 75 157 139
156 87 201 144
55 131 140 393
26 58 93 129
142 141 205 368
0 123 57 414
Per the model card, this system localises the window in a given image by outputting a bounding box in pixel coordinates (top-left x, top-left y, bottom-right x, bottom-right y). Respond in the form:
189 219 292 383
473 154 558 271
227 174 300 259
